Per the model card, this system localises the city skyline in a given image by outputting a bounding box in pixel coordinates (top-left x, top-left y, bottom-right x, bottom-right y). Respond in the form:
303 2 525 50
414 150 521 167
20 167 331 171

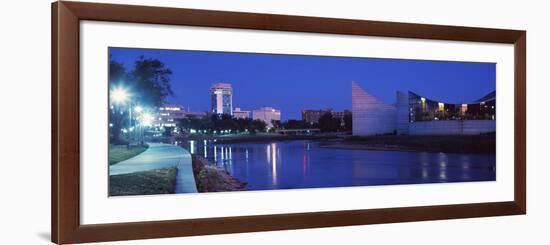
109 47 496 121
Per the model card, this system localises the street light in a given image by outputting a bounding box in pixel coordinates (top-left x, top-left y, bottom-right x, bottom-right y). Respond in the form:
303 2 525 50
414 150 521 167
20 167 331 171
134 106 143 113
110 87 133 144
132 106 148 145
110 87 129 104
140 112 154 127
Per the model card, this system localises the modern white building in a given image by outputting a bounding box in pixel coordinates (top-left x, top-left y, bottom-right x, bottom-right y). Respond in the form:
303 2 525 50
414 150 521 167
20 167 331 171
233 107 250 119
252 107 281 128
352 81 496 136
352 81 396 135
210 83 233 115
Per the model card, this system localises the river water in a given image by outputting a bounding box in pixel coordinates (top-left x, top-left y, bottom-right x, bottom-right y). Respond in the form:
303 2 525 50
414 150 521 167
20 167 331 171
187 140 496 191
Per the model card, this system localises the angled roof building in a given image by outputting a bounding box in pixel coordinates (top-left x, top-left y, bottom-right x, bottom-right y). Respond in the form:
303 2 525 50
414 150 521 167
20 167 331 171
352 81 396 136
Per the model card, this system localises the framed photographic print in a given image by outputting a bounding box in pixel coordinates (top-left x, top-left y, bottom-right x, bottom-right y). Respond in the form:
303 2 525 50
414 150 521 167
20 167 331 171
52 1 526 244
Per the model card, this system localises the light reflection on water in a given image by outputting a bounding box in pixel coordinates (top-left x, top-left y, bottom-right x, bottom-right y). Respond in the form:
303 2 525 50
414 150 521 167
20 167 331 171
271 143 277 185
187 140 496 191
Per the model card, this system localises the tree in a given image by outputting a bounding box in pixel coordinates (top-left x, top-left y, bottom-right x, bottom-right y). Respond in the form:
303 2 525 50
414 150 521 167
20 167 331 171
271 120 282 129
177 116 210 133
176 115 268 135
128 56 174 107
281 120 309 129
318 112 341 132
163 126 174 137
343 113 352 131
109 59 127 83
249 120 267 134
235 118 251 132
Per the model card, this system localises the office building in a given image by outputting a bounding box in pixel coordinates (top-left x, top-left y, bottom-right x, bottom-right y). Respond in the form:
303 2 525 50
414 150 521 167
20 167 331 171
210 83 233 115
252 107 281 128
156 105 207 127
233 107 250 119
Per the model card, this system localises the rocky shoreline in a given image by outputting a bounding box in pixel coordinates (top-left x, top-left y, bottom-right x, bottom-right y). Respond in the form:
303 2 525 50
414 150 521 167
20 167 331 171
191 155 247 192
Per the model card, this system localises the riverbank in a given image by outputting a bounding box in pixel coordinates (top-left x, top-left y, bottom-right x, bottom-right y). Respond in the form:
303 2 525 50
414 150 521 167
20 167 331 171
109 143 149 165
321 133 496 154
191 155 246 192
109 167 177 196
183 133 342 144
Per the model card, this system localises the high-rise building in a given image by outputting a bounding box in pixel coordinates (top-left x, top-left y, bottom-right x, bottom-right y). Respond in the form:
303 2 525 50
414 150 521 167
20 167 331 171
233 107 250 119
210 83 233 115
252 107 281 128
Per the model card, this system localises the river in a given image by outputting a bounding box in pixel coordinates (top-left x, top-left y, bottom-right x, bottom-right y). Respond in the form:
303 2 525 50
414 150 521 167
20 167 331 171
186 139 496 191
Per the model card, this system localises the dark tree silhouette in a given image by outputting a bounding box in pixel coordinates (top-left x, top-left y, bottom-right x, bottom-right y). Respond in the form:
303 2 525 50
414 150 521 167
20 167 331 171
129 56 174 107
109 59 127 83
176 115 267 135
343 113 353 131
281 120 311 129
318 112 341 132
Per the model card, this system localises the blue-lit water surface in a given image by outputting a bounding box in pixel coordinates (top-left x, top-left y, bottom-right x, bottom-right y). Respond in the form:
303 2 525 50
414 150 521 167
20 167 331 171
187 140 496 191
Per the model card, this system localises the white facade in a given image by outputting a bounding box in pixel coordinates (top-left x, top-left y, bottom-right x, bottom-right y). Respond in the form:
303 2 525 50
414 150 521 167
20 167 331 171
210 83 233 115
396 91 410 135
408 120 496 135
252 107 281 128
352 81 396 136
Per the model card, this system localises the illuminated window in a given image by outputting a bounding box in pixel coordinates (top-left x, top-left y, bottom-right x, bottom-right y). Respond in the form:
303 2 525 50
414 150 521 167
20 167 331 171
420 97 426 111
461 104 468 115
438 102 444 112
160 107 181 111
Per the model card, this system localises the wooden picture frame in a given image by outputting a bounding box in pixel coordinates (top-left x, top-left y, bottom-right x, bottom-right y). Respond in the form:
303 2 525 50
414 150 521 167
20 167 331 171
52 1 526 244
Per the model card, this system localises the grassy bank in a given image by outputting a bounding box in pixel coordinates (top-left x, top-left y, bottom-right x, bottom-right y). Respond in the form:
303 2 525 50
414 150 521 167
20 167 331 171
109 167 177 196
109 143 148 165
191 155 246 192
329 133 495 154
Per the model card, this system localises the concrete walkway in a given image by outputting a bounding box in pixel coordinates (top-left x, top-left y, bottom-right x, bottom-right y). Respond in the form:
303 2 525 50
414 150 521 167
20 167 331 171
109 143 197 193
175 152 198 194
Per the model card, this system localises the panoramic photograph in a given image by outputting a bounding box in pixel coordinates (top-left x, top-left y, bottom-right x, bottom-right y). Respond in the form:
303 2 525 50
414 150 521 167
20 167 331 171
107 47 496 196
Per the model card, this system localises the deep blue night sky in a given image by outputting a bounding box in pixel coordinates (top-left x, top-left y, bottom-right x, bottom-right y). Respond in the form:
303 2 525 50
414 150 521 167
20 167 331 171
109 47 495 121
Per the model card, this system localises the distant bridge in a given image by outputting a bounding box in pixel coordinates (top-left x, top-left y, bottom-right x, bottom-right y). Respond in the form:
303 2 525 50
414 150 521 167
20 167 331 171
276 128 321 135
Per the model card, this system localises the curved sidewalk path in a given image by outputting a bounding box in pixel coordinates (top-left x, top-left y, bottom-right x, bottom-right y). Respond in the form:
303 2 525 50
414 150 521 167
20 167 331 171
109 143 198 193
